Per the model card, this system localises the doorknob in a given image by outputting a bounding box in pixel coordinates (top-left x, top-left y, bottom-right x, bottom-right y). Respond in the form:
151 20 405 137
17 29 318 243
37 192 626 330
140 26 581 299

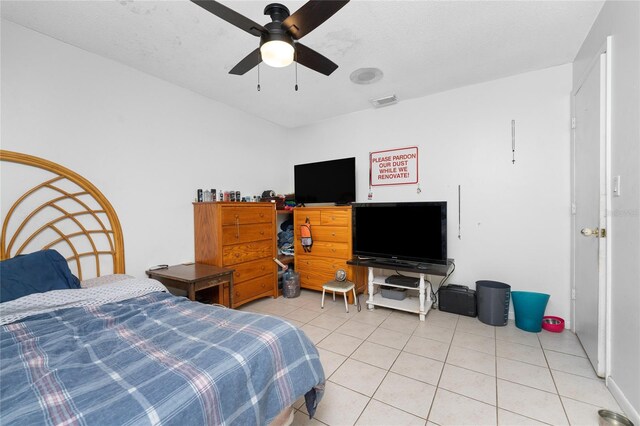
580 227 599 237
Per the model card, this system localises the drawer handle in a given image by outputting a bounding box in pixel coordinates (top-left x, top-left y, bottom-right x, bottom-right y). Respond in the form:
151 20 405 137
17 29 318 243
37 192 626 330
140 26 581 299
235 214 239 219
235 291 240 297
261 266 265 270
331 249 336 252
331 232 336 237
259 213 264 217
260 231 264 235
261 283 265 288
235 253 240 257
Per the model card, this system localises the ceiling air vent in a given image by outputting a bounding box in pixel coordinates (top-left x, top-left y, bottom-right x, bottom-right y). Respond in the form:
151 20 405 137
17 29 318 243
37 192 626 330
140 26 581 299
370 94 398 108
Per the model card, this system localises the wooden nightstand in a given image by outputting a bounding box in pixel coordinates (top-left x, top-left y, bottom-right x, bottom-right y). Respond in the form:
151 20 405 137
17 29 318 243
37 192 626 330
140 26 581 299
146 263 235 307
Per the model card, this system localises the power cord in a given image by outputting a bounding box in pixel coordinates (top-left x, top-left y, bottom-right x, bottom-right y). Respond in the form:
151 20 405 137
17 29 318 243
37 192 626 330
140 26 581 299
354 262 362 312
431 260 456 307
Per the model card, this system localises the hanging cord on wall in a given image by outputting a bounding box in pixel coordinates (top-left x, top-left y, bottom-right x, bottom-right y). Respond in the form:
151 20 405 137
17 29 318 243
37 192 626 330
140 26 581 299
511 119 516 164
458 184 462 240
295 60 299 92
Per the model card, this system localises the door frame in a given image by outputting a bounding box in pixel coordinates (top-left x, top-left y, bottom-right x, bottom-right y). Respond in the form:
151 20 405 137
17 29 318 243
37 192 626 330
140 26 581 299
570 36 612 378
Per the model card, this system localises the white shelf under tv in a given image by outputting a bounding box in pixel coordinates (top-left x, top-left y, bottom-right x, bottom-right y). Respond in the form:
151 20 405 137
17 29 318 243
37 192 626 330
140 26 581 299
352 260 454 321
367 272 431 320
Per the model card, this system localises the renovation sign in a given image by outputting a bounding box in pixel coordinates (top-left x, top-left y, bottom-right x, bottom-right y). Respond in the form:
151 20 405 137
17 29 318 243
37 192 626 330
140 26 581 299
370 146 418 186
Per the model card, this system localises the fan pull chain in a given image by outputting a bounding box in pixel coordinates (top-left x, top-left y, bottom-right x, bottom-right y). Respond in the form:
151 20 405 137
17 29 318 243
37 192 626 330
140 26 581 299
295 57 299 91
257 64 261 92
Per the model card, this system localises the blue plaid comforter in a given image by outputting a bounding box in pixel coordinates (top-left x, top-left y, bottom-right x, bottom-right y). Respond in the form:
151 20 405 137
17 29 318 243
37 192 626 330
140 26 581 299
1 291 324 425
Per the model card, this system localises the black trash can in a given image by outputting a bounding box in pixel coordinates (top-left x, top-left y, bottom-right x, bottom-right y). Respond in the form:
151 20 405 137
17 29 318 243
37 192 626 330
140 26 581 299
476 280 511 326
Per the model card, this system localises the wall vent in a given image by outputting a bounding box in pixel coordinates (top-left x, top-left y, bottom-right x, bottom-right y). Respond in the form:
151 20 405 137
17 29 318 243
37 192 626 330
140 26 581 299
370 94 398 108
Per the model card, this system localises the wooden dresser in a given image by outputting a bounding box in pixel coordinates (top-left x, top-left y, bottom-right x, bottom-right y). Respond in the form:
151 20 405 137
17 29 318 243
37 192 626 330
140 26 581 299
293 205 365 303
194 202 277 308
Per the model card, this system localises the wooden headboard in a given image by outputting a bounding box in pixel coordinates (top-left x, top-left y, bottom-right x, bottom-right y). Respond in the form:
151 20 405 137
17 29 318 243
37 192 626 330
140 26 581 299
0 150 125 280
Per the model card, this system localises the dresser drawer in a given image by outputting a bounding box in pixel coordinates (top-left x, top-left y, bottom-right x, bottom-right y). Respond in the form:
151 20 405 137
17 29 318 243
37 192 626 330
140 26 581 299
222 240 273 266
294 210 321 228
320 210 349 226
294 240 349 259
221 207 272 226
296 255 348 276
233 274 274 305
232 257 274 284
222 223 273 245
311 226 350 243
298 271 332 291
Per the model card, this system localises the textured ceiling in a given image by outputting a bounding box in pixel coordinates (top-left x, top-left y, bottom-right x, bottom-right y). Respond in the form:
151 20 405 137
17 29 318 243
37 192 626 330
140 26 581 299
1 0 604 128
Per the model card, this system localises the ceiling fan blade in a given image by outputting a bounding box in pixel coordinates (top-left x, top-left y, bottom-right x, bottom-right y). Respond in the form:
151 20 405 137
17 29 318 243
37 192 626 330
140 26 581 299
191 0 266 37
229 48 262 75
295 43 338 76
282 0 349 40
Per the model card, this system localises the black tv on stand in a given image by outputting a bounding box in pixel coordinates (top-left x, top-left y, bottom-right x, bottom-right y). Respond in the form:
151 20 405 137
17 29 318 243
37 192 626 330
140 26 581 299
352 201 447 265
294 157 356 205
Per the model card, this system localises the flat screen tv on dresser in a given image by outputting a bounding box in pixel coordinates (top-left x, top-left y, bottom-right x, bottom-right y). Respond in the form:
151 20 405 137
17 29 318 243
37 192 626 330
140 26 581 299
294 157 356 205
352 201 447 266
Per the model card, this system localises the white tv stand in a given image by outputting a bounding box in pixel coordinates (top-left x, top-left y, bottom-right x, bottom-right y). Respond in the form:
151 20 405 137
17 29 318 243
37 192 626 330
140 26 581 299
348 258 454 321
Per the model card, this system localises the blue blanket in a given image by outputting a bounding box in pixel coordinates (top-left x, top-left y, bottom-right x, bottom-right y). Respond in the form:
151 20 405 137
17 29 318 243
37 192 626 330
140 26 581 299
1 292 324 425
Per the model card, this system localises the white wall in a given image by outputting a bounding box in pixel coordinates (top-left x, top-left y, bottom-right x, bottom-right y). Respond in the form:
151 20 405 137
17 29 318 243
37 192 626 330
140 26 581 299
1 20 289 278
573 1 640 422
1 20 576 325
287 65 573 323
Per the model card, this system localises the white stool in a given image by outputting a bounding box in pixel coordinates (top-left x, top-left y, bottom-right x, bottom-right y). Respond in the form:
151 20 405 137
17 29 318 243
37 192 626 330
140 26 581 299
321 281 357 313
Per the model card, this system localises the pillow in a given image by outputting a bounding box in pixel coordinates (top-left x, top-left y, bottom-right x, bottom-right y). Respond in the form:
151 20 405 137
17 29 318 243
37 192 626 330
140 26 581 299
81 274 134 288
0 249 81 303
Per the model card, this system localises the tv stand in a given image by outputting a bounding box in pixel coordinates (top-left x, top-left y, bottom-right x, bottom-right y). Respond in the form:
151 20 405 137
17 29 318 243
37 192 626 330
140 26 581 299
347 258 454 321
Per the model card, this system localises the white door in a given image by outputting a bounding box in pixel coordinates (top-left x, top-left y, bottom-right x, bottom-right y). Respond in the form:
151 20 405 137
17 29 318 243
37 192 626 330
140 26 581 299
573 52 608 377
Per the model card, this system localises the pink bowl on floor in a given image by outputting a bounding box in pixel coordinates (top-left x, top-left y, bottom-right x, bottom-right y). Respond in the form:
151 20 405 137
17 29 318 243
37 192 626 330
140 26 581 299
542 316 565 332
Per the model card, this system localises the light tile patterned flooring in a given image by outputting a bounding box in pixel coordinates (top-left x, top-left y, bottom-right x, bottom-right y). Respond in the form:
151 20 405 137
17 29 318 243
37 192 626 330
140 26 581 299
238 290 623 426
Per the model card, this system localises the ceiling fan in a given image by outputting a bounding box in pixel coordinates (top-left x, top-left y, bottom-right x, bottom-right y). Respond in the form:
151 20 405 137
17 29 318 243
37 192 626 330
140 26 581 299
191 0 349 76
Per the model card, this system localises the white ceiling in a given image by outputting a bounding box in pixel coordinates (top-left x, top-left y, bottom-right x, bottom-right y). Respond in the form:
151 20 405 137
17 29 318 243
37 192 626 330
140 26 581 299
1 0 604 128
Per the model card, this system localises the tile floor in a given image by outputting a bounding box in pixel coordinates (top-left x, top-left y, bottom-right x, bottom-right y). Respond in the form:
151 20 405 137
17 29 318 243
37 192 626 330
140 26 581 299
238 290 624 426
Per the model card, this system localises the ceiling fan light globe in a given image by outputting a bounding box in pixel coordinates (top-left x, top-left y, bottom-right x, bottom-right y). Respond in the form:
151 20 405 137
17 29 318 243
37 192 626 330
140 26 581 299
260 40 294 67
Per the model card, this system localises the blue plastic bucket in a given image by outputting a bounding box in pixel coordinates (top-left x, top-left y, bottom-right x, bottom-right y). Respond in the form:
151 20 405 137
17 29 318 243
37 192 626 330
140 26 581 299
511 291 550 332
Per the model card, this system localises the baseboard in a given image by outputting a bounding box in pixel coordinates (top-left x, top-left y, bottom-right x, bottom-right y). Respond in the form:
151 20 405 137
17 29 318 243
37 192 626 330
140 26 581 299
607 376 640 426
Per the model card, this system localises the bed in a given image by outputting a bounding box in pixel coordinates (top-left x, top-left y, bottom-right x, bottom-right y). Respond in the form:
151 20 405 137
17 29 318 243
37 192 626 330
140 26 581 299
0 150 324 425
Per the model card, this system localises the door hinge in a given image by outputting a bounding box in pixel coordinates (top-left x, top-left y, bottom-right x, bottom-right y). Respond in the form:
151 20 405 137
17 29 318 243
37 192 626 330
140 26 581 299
600 228 606 238
571 117 576 129
571 288 576 300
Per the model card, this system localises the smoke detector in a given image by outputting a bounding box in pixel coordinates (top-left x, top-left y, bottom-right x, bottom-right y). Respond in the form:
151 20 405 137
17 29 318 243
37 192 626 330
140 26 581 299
350 68 383 85
370 94 399 108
